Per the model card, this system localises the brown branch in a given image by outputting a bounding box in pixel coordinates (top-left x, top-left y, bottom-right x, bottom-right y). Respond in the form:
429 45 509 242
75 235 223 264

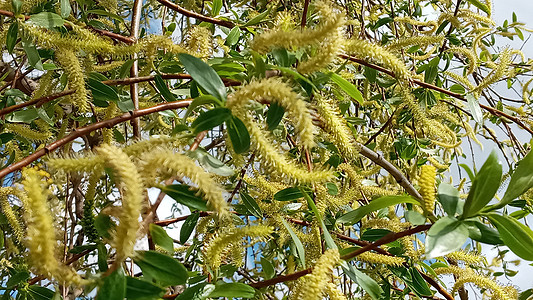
0 99 193 180
249 225 431 289
0 89 75 117
155 0 235 28
27 248 94 285
129 0 143 138
340 54 533 136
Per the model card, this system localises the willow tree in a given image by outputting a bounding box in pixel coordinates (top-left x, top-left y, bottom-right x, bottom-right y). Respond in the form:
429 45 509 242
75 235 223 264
1 0 533 298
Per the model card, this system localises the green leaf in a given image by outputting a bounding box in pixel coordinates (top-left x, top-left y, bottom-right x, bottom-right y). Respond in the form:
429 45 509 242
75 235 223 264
225 27 241 46
280 218 306 267
461 150 501 218
162 184 208 211
192 107 232 134
274 187 304 201
266 102 285 130
11 0 21 15
459 163 475 181
305 192 337 250
177 283 215 300
240 192 262 218
188 149 235 176
497 150 533 209
179 53 227 101
149 224 174 253
134 251 189 286
60 0 72 18
6 22 18 54
242 8 270 26
226 115 250 154
126 276 165 300
118 59 135 79
342 263 383 300
466 0 490 15
261 258 275 279
408 268 433 297
183 95 223 123
425 216 469 259
330 73 363 104
463 220 502 245
465 93 483 124
27 12 64 28
7 108 39 123
22 38 44 71
211 0 222 16
437 183 463 217
180 212 200 244
88 79 119 102
154 75 177 102
27 286 56 300
208 282 256 298
487 214 533 260
6 270 30 289
97 269 126 300
117 95 134 112
337 195 420 225
97 242 108 271
94 213 115 239
405 210 427 225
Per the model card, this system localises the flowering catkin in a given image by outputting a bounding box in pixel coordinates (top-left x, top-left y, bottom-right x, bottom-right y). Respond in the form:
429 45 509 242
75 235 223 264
418 165 436 213
98 144 144 264
290 249 340 300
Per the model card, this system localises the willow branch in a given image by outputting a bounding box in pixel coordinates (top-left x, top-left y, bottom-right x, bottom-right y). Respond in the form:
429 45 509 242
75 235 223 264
249 225 431 289
340 54 533 136
0 89 75 117
0 99 193 180
129 0 143 138
155 0 235 28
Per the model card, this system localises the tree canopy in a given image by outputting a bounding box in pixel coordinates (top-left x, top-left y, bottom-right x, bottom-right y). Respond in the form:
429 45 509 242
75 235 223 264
1 0 533 299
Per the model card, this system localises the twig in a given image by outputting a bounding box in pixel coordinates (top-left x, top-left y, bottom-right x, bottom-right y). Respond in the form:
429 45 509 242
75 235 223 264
129 0 143 138
156 0 235 28
0 99 193 180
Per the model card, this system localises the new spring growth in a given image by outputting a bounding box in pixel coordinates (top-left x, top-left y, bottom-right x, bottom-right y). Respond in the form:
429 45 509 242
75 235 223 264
139 148 230 218
97 144 144 265
21 167 86 286
418 165 436 214
290 249 340 300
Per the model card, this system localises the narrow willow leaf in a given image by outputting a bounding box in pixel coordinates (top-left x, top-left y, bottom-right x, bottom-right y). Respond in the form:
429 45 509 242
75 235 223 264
183 95 222 123
192 107 232 134
487 214 533 260
179 53 227 101
134 251 188 286
425 216 469 259
6 22 18 54
208 282 256 298
305 191 337 250
60 0 72 18
162 184 208 211
97 269 126 300
466 0 490 14
125 276 165 300
465 93 483 124
154 75 177 102
27 12 64 28
180 212 200 244
226 115 250 154
342 263 383 300
462 150 501 219
211 0 222 16
497 150 533 209
22 38 44 71
274 187 303 201
225 27 241 46
240 192 262 218
337 195 420 225
437 183 462 217
88 79 119 102
243 8 270 26
266 102 285 130
149 224 174 253
330 73 363 104
280 218 306 268
463 220 502 245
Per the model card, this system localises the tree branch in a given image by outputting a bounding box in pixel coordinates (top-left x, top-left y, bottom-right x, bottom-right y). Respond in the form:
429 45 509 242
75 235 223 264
155 0 235 28
0 99 193 180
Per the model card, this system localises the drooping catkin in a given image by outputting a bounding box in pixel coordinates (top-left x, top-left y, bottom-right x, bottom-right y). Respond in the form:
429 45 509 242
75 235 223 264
418 165 436 213
139 148 229 218
21 167 86 286
97 144 144 264
55 48 89 112
0 187 25 242
290 249 340 300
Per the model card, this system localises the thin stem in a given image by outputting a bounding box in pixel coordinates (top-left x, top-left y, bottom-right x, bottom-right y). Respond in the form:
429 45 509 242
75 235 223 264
156 0 235 28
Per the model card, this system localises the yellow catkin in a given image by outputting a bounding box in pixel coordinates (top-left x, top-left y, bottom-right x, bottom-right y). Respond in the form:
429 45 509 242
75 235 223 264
186 26 213 58
473 48 512 97
394 17 438 34
326 283 348 300
446 251 483 265
203 225 273 270
4 123 51 141
228 77 316 149
55 48 89 112
446 47 478 75
290 249 340 300
452 275 515 300
22 167 85 286
418 165 436 213
252 1 344 55
139 148 229 217
97 145 144 264
356 252 405 266
315 97 360 160
0 187 25 242
386 35 444 52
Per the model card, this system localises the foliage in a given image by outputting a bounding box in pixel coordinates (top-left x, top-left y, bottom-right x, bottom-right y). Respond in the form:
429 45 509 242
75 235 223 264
0 0 533 299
